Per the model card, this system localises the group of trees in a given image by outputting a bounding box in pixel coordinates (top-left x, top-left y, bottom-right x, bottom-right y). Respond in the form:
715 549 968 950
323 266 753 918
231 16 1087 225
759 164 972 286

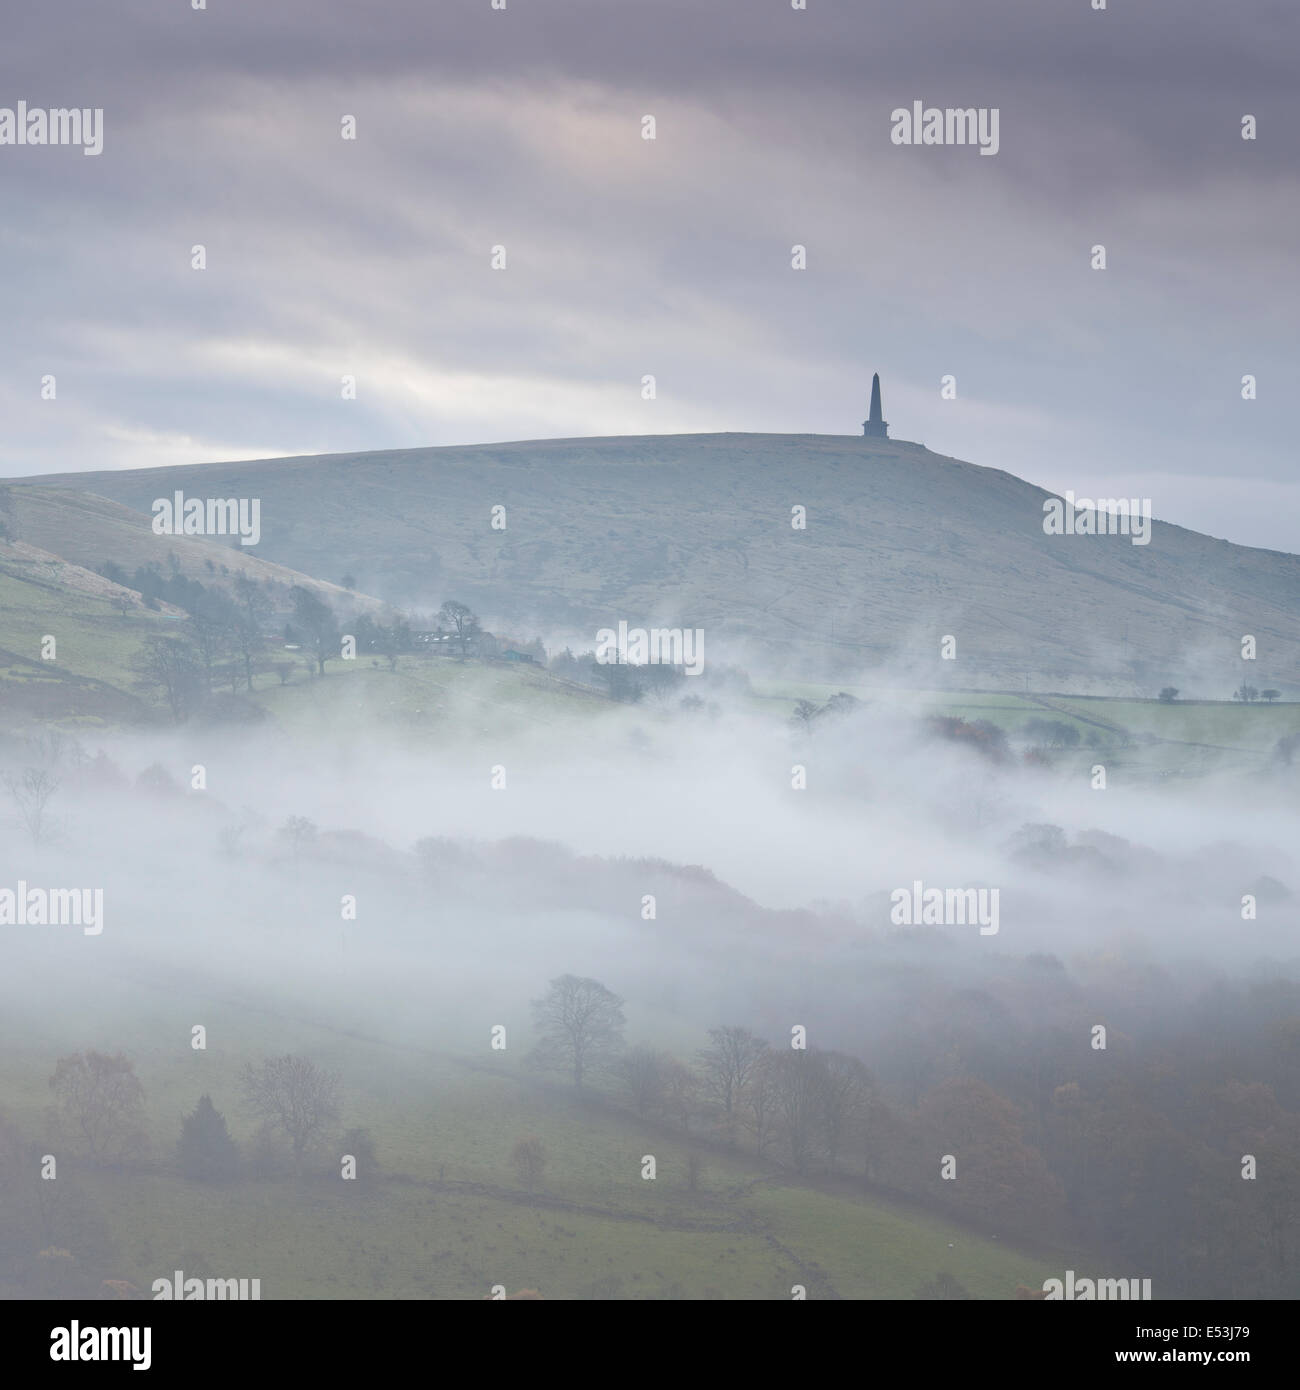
351 613 413 670
353 602 487 667
925 716 1010 761
1021 717 1080 750
1233 684 1281 703
127 572 282 718
103 556 596 724
529 977 888 1178
926 714 1107 764
527 972 1300 1297
43 1049 353 1183
106 566 274 692
14 965 1300 1299
0 1050 361 1298
1163 687 1285 704
100 558 224 614
790 692 861 729
127 582 497 721
1 731 120 845
544 649 750 707
99 556 381 714
545 649 687 704
128 583 353 719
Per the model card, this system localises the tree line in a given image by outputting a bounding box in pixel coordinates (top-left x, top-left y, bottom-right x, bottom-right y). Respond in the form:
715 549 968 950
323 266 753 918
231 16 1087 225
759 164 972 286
528 973 1300 1299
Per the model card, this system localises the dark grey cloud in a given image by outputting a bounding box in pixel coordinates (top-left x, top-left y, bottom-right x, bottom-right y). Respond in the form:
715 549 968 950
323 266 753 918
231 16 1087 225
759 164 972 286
0 0 1295 547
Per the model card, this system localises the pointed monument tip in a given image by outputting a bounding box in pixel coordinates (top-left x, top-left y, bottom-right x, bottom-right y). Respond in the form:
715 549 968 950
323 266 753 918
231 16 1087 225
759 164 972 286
864 371 889 438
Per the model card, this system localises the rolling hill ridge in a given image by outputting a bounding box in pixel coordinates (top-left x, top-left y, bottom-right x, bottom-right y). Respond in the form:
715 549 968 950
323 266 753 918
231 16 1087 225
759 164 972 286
9 433 1300 693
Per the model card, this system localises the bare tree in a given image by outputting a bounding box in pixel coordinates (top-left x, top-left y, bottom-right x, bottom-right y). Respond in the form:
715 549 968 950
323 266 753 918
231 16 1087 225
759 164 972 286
239 1055 341 1176
741 1052 780 1156
438 600 480 660
276 816 319 857
132 634 203 721
187 599 233 697
4 766 60 847
770 1050 830 1174
230 576 270 691
375 620 408 673
791 699 819 730
697 1026 769 1119
661 1057 698 1133
24 729 68 767
510 1136 546 1192
818 1050 874 1171
529 975 625 1091
620 1045 669 1117
291 587 339 677
49 1051 148 1165
861 1086 893 1183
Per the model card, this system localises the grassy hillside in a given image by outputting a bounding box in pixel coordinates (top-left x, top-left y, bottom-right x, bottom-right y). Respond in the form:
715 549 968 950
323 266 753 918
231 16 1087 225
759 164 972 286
5 532 1292 770
253 653 612 744
0 600 610 738
0 483 617 735
753 678 1300 780
0 548 183 725
0 981 1078 1301
0 485 377 614
13 432 1300 690
0 557 611 741
5 453 1296 767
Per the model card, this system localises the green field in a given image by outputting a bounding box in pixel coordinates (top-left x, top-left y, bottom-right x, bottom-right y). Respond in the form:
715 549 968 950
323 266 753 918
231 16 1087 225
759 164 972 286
5 491 1297 778
7 571 1298 786
0 567 187 726
0 553 610 737
0 978 1080 1301
252 656 610 742
750 679 1300 780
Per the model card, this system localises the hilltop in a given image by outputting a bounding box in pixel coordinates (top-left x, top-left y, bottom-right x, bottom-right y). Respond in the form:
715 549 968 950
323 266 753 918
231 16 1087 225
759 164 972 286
9 433 1300 692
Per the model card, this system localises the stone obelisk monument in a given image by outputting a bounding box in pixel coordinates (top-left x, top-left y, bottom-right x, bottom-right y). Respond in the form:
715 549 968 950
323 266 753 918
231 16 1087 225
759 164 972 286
862 373 889 439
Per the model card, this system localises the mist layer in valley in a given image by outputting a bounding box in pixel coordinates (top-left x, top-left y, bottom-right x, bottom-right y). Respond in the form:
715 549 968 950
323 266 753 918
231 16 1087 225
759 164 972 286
3 649 1299 1305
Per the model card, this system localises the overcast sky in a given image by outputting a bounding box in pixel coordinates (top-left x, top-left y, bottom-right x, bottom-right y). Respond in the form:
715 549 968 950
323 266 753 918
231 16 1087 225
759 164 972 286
1 0 1295 549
